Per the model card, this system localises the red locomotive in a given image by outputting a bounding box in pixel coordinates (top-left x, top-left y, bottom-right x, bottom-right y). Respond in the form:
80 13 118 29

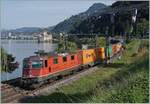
22 51 82 86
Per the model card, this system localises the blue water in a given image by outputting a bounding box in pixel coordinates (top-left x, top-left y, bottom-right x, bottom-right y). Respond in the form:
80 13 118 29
1 40 57 81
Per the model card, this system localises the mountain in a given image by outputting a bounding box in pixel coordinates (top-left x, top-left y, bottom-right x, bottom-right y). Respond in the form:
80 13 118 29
51 3 107 33
10 27 43 33
46 26 55 32
69 1 149 35
86 3 107 14
111 1 148 7
3 1 148 36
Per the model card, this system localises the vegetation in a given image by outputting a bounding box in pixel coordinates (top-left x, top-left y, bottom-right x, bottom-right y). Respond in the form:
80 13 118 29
69 33 106 48
52 1 149 35
25 39 149 103
55 35 78 53
77 36 105 48
111 1 148 7
135 18 149 36
69 1 149 37
0 47 18 73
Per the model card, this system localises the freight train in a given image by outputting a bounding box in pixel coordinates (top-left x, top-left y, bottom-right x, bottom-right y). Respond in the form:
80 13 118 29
21 41 123 88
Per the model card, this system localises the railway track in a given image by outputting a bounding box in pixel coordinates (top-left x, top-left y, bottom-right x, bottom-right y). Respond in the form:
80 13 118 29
1 65 102 103
1 51 122 103
1 79 28 103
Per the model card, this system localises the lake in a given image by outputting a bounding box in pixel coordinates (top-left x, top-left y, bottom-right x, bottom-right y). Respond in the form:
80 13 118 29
1 40 57 81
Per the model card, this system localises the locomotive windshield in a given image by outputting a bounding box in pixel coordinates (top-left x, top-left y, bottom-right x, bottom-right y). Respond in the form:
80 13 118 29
23 59 43 69
31 60 43 68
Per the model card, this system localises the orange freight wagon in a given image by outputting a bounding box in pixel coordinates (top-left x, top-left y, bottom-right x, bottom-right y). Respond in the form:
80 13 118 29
97 47 105 59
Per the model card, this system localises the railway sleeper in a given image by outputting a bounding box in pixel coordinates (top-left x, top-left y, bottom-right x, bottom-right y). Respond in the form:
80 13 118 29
71 68 80 74
1 87 14 95
2 93 22 103
28 81 45 90
1 84 13 90
1 89 21 99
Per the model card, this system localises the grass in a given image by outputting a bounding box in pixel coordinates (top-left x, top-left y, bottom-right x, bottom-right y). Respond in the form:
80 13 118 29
21 39 149 103
90 52 149 103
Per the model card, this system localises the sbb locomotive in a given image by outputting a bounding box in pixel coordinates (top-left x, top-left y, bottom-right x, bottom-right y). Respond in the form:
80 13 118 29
21 42 123 87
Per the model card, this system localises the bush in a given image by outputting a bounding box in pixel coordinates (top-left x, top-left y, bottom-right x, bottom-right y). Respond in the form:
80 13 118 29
0 47 18 73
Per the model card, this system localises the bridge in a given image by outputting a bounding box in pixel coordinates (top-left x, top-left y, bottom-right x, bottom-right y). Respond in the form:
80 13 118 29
68 34 100 38
54 33 104 38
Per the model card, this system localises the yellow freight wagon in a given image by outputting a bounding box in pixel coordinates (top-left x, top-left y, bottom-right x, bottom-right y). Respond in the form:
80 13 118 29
82 49 97 65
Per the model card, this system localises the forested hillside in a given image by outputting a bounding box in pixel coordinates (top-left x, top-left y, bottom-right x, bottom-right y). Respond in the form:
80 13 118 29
51 3 107 33
69 1 149 36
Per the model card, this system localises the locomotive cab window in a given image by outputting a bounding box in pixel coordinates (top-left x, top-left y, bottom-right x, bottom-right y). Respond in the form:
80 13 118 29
45 60 48 67
32 60 43 68
63 57 67 62
23 62 29 68
53 58 58 64
71 55 74 60
23 60 29 68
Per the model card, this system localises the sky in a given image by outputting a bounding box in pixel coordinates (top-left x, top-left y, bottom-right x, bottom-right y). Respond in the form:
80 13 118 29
1 0 116 30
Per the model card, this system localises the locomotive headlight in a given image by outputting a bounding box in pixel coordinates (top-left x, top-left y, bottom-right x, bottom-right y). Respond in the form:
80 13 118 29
29 70 32 77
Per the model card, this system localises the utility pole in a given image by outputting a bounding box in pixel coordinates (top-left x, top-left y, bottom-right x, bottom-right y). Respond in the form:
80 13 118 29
61 32 68 52
65 34 68 51
105 13 115 64
105 26 110 64
95 34 98 48
111 13 115 37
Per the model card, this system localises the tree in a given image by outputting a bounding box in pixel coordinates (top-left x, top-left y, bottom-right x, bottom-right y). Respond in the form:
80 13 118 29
67 41 78 52
55 34 78 53
0 47 18 73
136 18 149 37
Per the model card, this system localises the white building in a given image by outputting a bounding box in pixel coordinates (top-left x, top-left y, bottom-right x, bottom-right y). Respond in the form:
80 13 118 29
8 32 12 39
38 31 52 42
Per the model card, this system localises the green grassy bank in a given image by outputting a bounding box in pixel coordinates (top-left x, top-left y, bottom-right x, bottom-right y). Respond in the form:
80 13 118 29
25 39 149 103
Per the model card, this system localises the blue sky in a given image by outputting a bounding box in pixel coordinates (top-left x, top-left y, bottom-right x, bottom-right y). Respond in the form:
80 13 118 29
1 0 116 29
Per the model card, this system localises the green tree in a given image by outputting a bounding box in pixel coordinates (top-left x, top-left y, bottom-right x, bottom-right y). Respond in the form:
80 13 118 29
0 47 18 73
96 36 105 47
124 20 132 35
136 18 149 36
67 41 78 52
55 35 77 53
